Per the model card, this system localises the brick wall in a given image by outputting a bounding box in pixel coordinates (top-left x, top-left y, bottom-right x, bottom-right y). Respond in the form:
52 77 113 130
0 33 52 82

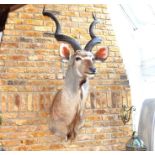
0 4 132 151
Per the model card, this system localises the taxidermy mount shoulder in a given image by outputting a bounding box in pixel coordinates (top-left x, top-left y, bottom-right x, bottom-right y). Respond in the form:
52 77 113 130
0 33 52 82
42 7 109 141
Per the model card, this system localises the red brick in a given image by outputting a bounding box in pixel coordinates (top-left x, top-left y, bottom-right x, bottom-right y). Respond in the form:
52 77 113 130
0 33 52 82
7 18 23 24
24 19 43 26
15 146 29 151
2 140 20 147
49 144 65 150
20 93 28 111
8 12 18 18
23 31 42 37
20 139 35 145
19 13 34 19
23 5 40 13
10 55 27 61
31 131 49 137
30 145 50 151
33 94 39 111
3 30 21 36
15 25 33 30
0 61 4 66
2 113 18 119
0 126 17 133
86 115 102 121
28 94 33 111
1 43 18 48
1 93 7 112
17 125 37 132
0 86 18 92
95 133 111 140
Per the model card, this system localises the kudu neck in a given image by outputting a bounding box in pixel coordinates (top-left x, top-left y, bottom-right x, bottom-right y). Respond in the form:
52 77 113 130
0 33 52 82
64 66 87 94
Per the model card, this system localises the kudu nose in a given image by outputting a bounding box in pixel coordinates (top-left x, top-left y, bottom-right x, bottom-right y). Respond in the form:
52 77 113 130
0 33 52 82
89 67 96 74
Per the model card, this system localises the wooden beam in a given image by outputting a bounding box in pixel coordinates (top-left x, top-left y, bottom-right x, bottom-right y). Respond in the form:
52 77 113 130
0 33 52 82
0 4 25 11
0 4 26 31
0 7 10 31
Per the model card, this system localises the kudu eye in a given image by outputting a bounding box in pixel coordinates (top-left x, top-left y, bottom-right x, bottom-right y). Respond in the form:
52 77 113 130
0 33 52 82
92 58 95 61
75 57 81 61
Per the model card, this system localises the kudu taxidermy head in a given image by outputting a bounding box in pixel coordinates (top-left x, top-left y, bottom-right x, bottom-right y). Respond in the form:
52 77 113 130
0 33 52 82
43 7 108 141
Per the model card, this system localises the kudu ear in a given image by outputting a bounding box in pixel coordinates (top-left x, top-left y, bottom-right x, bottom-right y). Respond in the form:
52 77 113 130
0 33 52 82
95 47 108 61
60 43 71 60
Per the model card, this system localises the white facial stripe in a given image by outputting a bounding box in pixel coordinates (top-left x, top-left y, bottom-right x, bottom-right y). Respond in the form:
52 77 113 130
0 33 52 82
75 51 94 62
83 55 94 61
75 57 94 62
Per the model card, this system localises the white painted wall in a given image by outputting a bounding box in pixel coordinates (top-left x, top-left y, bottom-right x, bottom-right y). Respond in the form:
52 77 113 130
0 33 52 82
108 4 155 131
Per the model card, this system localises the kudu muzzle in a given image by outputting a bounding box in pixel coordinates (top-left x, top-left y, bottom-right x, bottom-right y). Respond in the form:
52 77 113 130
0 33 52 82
89 67 96 74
